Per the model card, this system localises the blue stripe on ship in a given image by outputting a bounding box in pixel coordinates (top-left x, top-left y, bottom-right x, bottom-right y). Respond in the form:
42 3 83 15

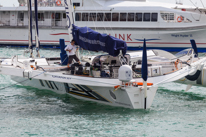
1 44 206 52
127 47 206 52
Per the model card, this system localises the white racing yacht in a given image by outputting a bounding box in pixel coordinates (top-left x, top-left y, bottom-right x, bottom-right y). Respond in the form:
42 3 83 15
0 0 206 51
0 38 204 109
0 0 204 109
175 49 206 90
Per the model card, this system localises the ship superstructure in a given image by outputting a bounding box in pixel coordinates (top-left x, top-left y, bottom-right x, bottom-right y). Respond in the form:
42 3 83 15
0 0 206 51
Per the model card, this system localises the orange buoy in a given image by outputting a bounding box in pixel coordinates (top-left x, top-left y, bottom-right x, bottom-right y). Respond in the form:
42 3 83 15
56 0 61 6
177 16 183 22
30 65 36 70
133 82 153 86
114 85 120 89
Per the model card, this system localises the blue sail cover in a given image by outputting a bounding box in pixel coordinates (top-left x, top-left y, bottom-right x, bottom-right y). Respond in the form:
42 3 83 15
72 25 127 56
190 39 198 57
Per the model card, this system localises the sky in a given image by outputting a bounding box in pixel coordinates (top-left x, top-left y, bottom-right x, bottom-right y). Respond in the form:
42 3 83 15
0 0 205 7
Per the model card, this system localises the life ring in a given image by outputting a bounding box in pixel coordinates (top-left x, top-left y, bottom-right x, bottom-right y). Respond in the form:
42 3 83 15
52 13 55 19
56 0 61 6
177 16 183 22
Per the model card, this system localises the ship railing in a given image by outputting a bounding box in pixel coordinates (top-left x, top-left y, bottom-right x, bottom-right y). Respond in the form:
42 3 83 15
51 18 67 27
160 12 192 23
0 18 66 27
37 2 65 7
0 18 10 26
17 18 24 26
30 19 67 27
20 1 65 7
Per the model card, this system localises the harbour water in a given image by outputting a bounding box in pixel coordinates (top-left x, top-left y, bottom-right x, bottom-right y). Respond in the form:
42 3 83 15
0 47 206 137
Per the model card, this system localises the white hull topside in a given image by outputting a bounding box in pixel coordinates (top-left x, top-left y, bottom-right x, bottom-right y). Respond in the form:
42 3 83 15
10 76 157 109
0 0 206 50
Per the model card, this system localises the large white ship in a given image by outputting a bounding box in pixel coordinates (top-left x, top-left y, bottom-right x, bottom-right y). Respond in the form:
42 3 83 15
0 0 206 51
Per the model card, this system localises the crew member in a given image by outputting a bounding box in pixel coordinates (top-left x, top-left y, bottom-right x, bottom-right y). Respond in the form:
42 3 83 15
174 59 180 70
65 39 81 68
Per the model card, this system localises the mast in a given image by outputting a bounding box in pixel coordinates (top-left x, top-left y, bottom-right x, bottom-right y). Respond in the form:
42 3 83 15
64 0 75 42
142 39 148 109
27 0 33 58
34 0 40 57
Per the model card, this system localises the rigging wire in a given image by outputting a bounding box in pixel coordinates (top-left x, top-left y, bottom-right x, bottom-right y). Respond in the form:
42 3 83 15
200 0 205 8
91 0 115 36
188 0 202 21
189 0 198 7
91 0 97 31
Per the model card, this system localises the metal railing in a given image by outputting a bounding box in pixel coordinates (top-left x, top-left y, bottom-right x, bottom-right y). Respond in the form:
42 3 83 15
0 18 10 26
0 18 67 27
20 1 65 7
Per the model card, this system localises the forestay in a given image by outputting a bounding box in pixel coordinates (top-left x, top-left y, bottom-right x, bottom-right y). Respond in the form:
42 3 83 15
72 25 127 56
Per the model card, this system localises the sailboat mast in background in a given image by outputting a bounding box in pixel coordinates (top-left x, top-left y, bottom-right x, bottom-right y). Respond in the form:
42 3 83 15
27 0 33 58
64 0 75 42
34 0 40 57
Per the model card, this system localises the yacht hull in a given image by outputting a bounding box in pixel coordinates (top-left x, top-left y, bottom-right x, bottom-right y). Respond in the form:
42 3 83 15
11 76 157 109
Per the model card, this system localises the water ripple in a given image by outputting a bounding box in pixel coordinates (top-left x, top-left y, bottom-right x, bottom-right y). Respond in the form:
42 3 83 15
0 48 206 136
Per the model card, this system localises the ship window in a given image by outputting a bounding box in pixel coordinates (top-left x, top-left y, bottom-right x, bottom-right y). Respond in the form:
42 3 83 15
97 13 103 21
44 12 50 19
161 13 166 20
73 3 80 7
161 13 174 21
75 13 81 21
89 13 96 21
38 13 44 21
18 12 24 21
143 13 150 21
55 13 61 21
169 13 174 20
63 13 66 19
128 13 134 21
135 13 142 21
82 13 88 21
104 13 111 21
151 13 158 22
120 13 127 21
112 13 119 21
161 13 168 20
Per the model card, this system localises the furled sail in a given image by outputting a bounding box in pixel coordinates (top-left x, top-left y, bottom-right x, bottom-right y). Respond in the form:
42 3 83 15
72 25 127 56
34 0 40 57
27 0 33 58
64 0 74 42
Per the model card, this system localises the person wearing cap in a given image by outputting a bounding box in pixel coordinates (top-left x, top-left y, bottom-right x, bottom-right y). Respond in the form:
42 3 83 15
65 39 81 68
